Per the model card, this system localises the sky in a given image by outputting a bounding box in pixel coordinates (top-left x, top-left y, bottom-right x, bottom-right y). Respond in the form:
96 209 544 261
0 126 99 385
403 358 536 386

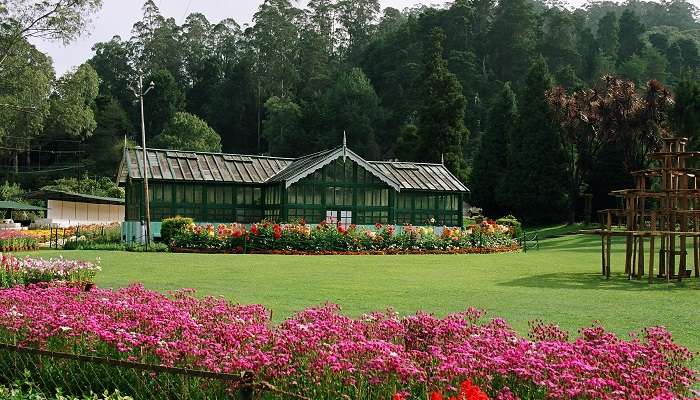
34 0 595 75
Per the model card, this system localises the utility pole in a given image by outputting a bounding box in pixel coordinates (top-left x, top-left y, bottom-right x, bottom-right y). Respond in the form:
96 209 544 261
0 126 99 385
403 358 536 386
130 69 155 249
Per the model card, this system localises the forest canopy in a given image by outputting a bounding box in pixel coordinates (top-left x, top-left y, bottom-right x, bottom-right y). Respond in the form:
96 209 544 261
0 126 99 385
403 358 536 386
1 0 699 223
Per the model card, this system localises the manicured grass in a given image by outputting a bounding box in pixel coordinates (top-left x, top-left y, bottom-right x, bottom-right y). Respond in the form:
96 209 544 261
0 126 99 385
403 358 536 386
20 234 700 360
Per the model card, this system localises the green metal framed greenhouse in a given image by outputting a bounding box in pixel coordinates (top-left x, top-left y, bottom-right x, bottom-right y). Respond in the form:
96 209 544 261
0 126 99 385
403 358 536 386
117 142 468 233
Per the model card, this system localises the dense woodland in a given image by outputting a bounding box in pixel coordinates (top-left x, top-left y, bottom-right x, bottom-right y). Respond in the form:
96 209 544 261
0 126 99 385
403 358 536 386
2 0 700 224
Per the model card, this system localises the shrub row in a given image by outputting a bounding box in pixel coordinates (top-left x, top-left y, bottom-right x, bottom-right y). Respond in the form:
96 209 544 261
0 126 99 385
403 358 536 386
168 219 519 254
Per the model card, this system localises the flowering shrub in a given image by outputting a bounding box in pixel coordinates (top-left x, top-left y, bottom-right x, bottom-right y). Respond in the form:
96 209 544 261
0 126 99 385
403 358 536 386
0 231 38 251
0 285 694 400
0 254 100 288
171 221 519 254
21 229 52 243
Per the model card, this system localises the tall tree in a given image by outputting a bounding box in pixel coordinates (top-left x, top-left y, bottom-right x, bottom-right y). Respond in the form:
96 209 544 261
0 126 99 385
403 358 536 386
45 63 99 139
617 9 645 65
0 0 102 71
89 36 134 112
416 28 469 181
487 0 535 86
336 0 380 61
597 12 619 71
262 96 306 157
151 112 222 152
503 57 566 224
670 74 700 149
470 82 517 216
85 96 133 176
142 69 185 138
253 0 301 97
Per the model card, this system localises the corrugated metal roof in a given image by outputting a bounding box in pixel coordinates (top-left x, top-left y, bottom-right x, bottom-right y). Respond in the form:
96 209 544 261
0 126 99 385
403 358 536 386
119 147 294 184
119 147 468 192
370 161 469 192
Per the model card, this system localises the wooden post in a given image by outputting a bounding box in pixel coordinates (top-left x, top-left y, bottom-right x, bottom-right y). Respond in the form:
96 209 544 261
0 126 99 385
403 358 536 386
637 235 644 279
694 236 699 278
606 233 612 279
625 233 634 279
649 236 655 284
601 234 606 276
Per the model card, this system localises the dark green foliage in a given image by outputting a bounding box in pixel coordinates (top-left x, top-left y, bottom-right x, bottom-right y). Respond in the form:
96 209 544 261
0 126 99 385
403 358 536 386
502 58 566 224
143 70 185 138
160 216 194 244
151 112 222 152
617 10 645 65
470 82 517 217
85 96 133 177
487 0 535 85
670 74 700 150
263 96 306 157
4 0 700 225
416 28 469 182
41 176 124 198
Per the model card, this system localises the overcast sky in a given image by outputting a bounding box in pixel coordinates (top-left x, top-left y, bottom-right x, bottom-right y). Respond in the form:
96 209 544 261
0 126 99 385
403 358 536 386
34 0 598 75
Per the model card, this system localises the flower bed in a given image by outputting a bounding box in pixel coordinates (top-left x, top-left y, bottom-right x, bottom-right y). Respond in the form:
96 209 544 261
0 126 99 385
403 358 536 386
170 220 519 255
0 231 38 251
0 254 100 289
0 285 694 400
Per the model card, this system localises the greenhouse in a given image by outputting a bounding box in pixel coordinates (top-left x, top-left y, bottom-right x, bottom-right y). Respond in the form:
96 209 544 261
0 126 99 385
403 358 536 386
118 143 468 234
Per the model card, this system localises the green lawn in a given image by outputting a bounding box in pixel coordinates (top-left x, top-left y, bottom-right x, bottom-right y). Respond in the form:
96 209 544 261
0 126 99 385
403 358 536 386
22 234 700 359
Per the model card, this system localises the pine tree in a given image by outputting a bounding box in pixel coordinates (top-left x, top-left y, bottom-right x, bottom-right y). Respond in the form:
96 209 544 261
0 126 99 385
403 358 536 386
501 57 566 224
670 73 700 150
597 12 619 68
416 28 469 182
470 82 517 217
487 0 535 86
617 9 645 65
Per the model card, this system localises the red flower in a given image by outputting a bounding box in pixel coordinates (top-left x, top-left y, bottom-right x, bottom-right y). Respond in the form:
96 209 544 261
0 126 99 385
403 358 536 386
273 224 282 240
250 224 259 235
375 223 383 230
460 380 489 400
392 393 407 400
337 225 346 235
430 392 444 400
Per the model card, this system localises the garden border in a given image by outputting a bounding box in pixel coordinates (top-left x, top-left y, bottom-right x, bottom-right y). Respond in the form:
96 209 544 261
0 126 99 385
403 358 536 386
170 244 520 255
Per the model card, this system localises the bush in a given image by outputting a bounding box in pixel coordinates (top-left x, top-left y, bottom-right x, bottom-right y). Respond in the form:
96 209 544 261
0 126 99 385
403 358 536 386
160 216 193 244
496 215 523 238
124 242 169 253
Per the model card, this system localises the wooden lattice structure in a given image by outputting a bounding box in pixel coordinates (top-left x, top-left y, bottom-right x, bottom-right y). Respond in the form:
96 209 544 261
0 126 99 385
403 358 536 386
592 137 700 283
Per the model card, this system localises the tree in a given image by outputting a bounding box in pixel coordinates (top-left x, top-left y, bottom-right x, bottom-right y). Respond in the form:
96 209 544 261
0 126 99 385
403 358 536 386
253 0 301 97
336 0 380 61
317 68 383 159
617 9 645 65
416 28 469 181
597 12 619 69
262 96 306 157
470 82 517 216
0 0 102 70
670 74 700 150
42 175 124 198
89 36 134 112
502 57 566 224
85 96 133 176
0 38 52 141
45 63 99 139
487 0 535 86
151 112 222 152
142 69 185 138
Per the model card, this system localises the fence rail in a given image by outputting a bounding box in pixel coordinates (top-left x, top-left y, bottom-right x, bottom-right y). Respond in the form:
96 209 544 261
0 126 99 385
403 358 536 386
520 232 539 252
0 343 254 399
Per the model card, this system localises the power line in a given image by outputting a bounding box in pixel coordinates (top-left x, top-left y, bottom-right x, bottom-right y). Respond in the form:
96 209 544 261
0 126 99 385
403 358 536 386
0 146 84 154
